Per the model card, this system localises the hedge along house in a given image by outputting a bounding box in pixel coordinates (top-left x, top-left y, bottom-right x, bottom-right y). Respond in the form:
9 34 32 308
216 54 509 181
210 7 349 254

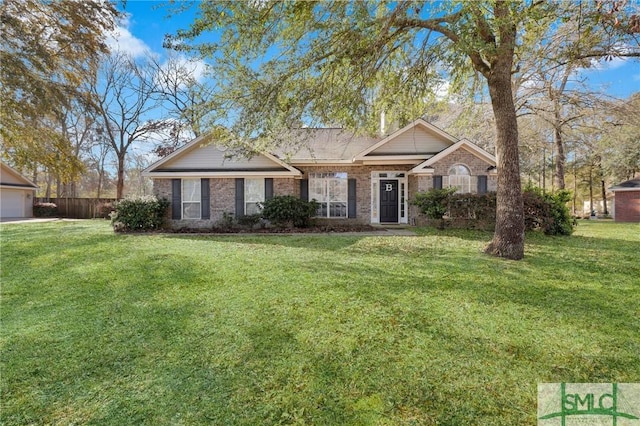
142 118 497 228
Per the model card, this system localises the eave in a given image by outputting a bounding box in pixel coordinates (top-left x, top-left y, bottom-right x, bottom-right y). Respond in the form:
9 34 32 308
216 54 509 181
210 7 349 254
143 170 302 179
0 183 38 190
289 159 355 166
610 187 640 192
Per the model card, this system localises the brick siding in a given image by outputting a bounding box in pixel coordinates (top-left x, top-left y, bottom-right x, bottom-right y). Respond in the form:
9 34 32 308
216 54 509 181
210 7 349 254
152 147 496 227
296 164 413 224
614 191 640 222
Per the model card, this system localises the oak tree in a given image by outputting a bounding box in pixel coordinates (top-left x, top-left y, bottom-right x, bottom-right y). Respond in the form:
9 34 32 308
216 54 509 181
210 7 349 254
168 1 639 259
1 0 118 178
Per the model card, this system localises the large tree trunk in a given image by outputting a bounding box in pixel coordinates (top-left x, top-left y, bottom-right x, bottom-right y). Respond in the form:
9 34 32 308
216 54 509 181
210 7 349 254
484 68 525 260
116 154 125 199
554 125 566 190
601 179 608 215
588 164 594 215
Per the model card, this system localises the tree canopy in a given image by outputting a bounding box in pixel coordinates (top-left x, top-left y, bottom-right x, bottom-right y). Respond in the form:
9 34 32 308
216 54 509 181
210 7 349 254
0 0 119 178
167 0 638 259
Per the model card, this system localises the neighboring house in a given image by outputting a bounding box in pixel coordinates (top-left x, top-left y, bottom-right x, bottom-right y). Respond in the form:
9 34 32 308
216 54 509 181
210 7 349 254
0 161 38 219
142 118 497 227
609 177 640 222
581 198 614 218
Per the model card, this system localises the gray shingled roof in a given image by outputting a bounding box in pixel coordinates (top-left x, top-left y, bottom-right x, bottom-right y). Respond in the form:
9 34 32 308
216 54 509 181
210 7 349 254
610 178 640 191
272 128 379 161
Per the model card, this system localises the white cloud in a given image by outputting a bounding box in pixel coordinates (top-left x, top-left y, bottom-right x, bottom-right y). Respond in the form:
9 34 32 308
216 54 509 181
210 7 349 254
106 15 150 57
435 80 450 100
589 56 628 71
166 55 207 83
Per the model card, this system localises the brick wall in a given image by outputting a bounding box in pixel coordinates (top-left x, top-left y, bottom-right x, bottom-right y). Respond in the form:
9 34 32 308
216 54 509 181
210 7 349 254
296 164 414 223
417 148 497 193
614 191 640 222
430 148 494 176
152 147 497 227
154 177 299 228
273 178 297 197
210 178 236 221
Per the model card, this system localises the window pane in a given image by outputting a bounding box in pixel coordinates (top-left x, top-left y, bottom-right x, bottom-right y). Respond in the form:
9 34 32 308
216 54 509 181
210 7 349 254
245 178 265 203
309 173 347 217
182 179 201 202
183 202 200 219
329 202 347 218
449 164 470 176
328 179 347 201
309 178 325 202
246 202 261 215
400 182 405 218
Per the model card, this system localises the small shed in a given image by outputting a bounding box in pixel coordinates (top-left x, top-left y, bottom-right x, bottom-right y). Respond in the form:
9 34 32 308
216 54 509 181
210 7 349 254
0 162 38 219
609 177 640 223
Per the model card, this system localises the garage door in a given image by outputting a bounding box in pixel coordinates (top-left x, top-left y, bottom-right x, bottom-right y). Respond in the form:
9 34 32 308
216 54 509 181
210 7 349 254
0 189 25 218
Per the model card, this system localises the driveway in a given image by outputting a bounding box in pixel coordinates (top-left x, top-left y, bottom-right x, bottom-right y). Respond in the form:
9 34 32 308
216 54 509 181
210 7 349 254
0 217 75 224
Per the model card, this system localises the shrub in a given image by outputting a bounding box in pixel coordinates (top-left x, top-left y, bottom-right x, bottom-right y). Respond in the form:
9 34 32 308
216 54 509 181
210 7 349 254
96 201 115 219
111 196 169 232
523 188 574 235
33 202 58 217
214 212 236 231
261 196 319 228
236 213 263 228
411 188 457 219
413 187 574 236
448 192 496 221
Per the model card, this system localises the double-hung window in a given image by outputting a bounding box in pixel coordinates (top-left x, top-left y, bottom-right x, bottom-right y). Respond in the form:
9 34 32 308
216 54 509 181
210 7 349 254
309 172 348 218
244 178 265 215
182 178 201 219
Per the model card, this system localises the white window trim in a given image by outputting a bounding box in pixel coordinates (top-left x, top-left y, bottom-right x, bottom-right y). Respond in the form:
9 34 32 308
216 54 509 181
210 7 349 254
244 178 265 216
309 173 348 218
182 178 201 220
370 171 408 224
445 164 473 194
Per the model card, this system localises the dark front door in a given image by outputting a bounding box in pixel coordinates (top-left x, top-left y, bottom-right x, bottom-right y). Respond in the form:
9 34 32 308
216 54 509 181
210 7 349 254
380 180 399 223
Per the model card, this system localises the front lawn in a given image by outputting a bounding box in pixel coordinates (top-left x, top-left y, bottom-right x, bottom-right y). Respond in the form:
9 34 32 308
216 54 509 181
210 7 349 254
1 220 638 424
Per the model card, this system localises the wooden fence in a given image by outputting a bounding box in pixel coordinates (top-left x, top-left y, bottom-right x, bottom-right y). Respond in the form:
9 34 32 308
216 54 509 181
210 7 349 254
35 198 118 219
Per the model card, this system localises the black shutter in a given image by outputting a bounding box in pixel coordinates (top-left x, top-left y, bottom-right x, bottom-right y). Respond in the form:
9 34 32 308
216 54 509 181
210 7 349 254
433 175 443 190
201 178 210 219
171 179 181 219
235 178 244 216
265 178 274 200
348 178 357 218
477 175 488 194
299 179 308 201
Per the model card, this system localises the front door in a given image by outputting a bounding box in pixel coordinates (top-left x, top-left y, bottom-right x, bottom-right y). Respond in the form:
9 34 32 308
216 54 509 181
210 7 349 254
379 180 399 223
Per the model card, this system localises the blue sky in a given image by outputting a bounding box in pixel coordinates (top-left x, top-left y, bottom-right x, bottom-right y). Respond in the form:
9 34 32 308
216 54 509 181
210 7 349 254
113 1 640 99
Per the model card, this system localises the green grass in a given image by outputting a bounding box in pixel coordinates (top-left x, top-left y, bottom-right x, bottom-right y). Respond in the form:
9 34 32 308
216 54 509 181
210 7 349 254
1 220 639 425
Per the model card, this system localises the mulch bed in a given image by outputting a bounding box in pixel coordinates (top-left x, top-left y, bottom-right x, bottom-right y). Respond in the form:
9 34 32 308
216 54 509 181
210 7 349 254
168 224 385 234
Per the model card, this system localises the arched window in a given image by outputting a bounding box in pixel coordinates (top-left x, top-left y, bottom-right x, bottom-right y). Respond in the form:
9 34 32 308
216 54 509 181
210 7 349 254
448 164 471 193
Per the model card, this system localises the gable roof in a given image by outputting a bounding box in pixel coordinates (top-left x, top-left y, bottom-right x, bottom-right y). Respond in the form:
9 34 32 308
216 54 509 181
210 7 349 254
273 128 378 163
143 119 496 174
142 134 302 178
0 161 38 189
354 118 458 161
410 139 497 174
610 177 640 192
